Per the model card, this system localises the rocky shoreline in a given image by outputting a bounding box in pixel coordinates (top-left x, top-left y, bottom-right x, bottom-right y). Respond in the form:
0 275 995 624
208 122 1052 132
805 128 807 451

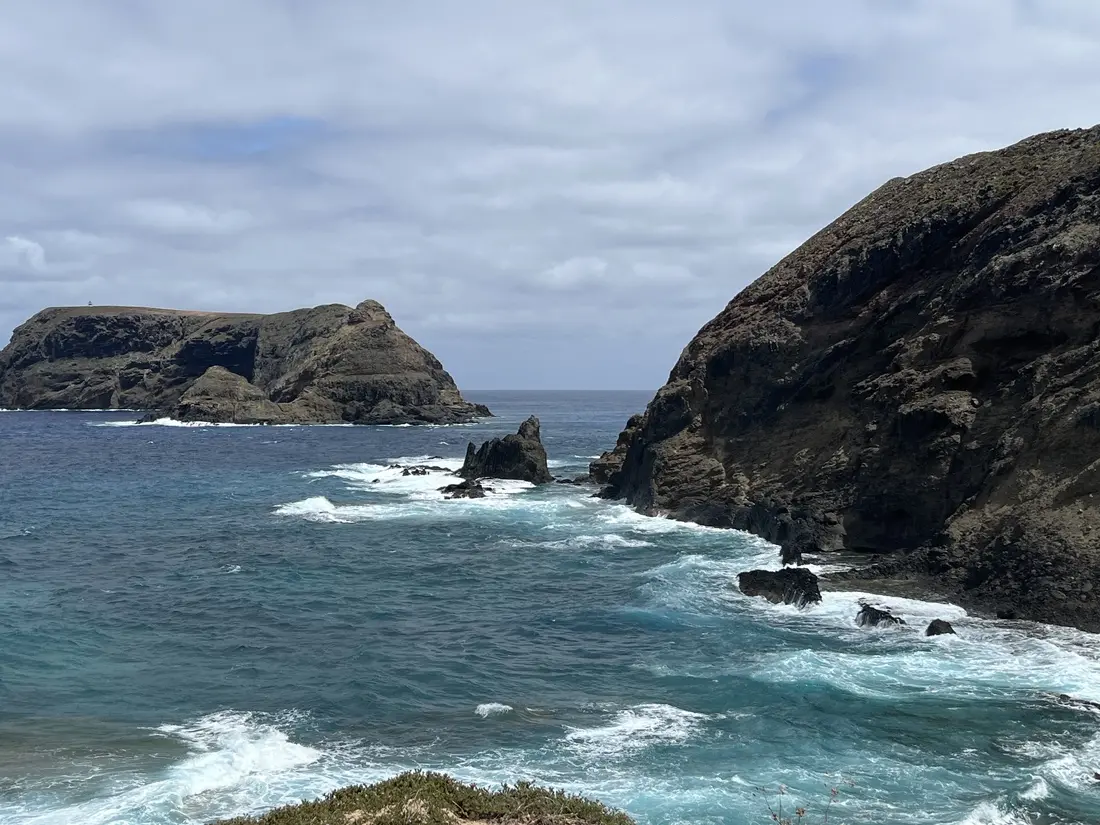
0 300 489 426
592 125 1100 633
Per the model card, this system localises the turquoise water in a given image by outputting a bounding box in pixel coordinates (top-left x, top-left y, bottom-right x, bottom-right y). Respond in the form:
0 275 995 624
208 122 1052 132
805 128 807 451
1 392 1098 825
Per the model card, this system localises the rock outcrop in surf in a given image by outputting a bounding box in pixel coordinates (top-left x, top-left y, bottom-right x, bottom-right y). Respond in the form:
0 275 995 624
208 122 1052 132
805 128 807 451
738 568 822 608
0 300 490 425
460 416 553 484
593 125 1100 632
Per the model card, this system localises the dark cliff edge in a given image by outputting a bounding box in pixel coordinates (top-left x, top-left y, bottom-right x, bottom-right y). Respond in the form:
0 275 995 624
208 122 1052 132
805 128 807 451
0 300 490 425
593 125 1100 632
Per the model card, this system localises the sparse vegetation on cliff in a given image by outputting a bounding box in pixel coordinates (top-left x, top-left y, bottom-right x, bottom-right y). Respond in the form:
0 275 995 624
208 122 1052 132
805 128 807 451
210 772 635 825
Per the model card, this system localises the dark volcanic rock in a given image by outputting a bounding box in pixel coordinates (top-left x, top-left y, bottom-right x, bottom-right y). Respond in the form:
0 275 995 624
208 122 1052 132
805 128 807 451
460 417 553 484
926 619 957 636
556 475 595 485
0 300 489 425
597 125 1100 631
857 602 906 628
737 568 822 608
440 479 489 499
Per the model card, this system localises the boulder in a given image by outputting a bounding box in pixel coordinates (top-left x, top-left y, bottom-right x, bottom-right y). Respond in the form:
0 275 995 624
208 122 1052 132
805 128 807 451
737 568 822 608
459 417 553 484
440 479 489 499
925 619 957 636
856 602 906 628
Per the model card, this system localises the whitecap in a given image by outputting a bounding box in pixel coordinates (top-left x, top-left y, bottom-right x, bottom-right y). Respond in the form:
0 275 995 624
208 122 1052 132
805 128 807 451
7 711 322 825
92 418 354 428
475 703 513 718
273 496 381 524
956 801 1032 825
563 703 711 759
1019 777 1049 801
596 505 732 535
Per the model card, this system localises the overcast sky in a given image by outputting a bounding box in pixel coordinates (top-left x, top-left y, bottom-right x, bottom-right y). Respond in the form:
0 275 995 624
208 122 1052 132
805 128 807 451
1 1 1098 389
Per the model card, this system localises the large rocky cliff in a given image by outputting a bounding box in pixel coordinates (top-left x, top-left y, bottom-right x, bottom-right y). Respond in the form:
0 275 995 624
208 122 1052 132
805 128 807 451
0 300 490 425
593 125 1100 631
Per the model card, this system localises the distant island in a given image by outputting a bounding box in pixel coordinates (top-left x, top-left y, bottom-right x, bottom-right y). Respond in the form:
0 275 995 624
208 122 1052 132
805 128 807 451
593 124 1100 632
0 299 490 425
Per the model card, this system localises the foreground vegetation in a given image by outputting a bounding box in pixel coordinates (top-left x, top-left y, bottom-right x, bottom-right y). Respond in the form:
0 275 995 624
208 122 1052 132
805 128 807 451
211 771 636 825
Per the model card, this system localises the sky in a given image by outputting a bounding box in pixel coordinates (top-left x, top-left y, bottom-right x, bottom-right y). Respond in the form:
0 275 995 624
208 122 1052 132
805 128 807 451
1 1 1099 390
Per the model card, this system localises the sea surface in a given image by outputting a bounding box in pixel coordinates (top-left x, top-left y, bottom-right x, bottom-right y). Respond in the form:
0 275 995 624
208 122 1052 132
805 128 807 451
1 391 1098 825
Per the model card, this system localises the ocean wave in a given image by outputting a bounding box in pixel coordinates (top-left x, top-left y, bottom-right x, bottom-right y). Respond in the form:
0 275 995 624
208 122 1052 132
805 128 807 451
5 711 323 825
475 703 514 718
93 418 354 428
563 703 712 759
956 801 1033 825
596 505 734 536
751 591 1100 704
273 496 383 524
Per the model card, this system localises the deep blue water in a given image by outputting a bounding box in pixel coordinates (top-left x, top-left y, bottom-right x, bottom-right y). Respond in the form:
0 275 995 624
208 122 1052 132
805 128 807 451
1 392 1098 825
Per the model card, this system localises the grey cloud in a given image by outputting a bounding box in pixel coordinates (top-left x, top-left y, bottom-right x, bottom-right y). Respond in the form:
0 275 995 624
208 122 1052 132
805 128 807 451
0 0 1098 388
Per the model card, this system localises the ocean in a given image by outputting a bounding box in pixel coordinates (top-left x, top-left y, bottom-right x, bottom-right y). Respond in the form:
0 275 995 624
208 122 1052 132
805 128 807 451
1 391 1098 825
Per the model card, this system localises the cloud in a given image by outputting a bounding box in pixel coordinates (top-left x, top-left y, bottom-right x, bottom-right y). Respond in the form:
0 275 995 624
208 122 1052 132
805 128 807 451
0 0 1098 388
123 200 254 235
3 236 46 271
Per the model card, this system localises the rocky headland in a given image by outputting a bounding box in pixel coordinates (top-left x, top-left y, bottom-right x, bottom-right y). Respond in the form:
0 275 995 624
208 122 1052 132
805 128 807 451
593 125 1100 632
0 300 490 425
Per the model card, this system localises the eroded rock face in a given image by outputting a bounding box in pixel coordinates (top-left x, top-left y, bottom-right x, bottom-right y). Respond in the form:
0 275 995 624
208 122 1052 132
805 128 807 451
594 125 1100 631
0 300 490 425
460 417 553 484
737 568 822 608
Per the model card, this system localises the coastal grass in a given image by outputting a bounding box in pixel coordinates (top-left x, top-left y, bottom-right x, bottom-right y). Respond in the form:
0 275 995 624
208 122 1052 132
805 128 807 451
210 771 636 825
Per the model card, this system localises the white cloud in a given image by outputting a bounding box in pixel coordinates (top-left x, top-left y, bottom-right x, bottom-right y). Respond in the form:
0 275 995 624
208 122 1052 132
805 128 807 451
540 257 609 290
3 236 46 271
123 200 254 235
0 0 1098 387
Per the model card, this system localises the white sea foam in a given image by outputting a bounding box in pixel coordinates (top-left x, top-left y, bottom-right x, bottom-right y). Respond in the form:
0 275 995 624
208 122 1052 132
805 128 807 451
273 496 382 524
595 505 731 535
308 461 464 497
475 703 513 718
6 711 324 825
563 703 711 759
93 418 355 428
1019 777 1049 800
956 801 1032 825
511 534 654 552
751 590 1100 704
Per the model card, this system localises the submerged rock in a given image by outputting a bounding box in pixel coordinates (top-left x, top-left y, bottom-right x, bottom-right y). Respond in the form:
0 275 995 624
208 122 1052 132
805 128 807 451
460 416 553 484
440 479 489 499
595 125 1100 631
856 602 906 628
737 568 822 608
0 299 489 425
925 619 957 636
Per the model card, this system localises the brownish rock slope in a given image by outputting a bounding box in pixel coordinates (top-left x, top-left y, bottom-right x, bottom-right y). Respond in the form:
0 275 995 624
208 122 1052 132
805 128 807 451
0 300 489 425
594 125 1100 631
